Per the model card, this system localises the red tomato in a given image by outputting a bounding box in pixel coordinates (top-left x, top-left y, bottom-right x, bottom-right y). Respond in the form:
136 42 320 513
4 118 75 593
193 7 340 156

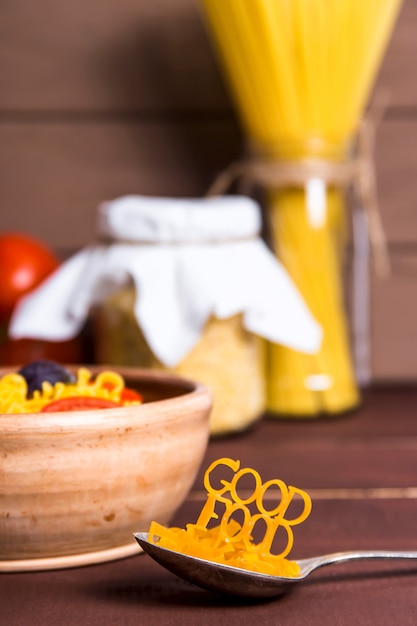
41 397 122 412
0 232 60 322
120 388 143 403
98 381 143 403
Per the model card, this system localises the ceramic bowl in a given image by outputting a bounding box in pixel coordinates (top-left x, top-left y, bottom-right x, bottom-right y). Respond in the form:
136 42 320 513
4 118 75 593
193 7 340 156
0 366 212 571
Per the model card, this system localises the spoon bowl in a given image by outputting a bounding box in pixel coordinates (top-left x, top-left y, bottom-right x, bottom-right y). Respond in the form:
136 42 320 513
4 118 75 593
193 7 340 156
135 532 417 599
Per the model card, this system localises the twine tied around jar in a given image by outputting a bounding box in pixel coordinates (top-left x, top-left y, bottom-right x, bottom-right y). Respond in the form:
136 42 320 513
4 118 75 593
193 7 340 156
206 100 390 279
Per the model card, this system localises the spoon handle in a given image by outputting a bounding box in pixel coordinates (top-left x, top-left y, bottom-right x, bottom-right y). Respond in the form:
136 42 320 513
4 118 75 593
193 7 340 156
300 550 417 576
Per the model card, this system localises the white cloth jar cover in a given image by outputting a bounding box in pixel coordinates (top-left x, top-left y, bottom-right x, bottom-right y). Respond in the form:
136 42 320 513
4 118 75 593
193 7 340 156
9 195 322 367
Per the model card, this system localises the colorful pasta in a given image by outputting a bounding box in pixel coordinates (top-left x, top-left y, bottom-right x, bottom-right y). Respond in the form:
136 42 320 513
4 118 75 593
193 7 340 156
0 365 142 414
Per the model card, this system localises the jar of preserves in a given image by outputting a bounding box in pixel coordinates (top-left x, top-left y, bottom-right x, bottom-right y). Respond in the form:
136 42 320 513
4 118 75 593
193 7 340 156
93 196 269 436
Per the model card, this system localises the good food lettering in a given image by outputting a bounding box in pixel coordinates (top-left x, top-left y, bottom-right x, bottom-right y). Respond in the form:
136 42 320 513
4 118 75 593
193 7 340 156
148 457 312 577
196 458 312 557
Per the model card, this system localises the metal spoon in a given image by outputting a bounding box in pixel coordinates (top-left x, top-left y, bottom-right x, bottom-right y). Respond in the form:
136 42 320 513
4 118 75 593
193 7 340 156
134 532 417 599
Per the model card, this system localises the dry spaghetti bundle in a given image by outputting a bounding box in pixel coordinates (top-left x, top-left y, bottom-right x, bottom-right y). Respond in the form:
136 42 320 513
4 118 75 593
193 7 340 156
200 0 402 416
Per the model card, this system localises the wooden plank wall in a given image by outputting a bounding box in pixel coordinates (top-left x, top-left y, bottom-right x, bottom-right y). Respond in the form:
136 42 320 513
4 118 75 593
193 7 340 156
0 0 416 382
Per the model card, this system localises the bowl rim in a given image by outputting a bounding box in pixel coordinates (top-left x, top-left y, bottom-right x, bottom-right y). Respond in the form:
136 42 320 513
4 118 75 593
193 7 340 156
0 365 213 430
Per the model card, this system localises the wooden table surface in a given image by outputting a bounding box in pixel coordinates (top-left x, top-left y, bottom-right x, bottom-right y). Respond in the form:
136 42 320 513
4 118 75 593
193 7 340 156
2 387 417 625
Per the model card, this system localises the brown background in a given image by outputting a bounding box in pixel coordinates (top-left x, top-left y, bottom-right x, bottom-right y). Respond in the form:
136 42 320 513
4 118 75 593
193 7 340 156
0 0 416 381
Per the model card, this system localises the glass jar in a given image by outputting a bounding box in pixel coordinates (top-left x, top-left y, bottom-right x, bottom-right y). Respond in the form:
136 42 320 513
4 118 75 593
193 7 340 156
90 195 275 436
93 285 266 436
266 180 360 416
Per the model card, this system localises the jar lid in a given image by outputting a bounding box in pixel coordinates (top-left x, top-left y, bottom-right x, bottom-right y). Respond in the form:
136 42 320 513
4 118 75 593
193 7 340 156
97 195 261 243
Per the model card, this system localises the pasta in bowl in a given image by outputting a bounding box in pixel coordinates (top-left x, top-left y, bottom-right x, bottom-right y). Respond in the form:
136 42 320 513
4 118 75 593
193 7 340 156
0 364 212 571
0 362 144 413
